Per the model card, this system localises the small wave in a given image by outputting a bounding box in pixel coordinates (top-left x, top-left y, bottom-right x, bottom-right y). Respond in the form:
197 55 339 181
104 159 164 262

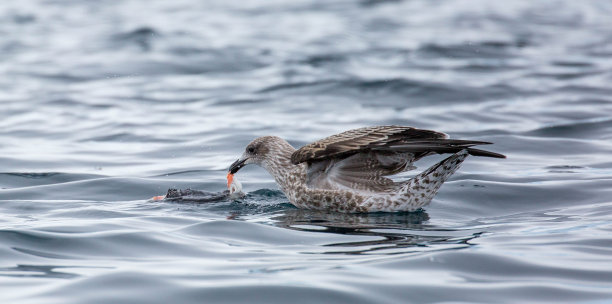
79 132 182 143
416 41 524 59
258 78 519 105
11 14 36 24
151 169 209 177
296 54 346 67
525 118 612 138
0 172 104 189
0 264 81 279
111 27 159 51
545 165 585 173
3 172 60 179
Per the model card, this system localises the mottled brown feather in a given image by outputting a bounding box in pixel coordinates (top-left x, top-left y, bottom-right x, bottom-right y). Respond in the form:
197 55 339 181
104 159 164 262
291 126 448 165
305 151 414 192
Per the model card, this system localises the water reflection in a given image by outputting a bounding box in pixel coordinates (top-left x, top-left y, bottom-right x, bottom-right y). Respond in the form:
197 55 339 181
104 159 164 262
162 190 483 255
268 209 482 255
274 208 431 229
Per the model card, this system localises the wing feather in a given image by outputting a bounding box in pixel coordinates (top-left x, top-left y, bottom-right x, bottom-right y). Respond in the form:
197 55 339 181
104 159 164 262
292 126 504 165
298 126 505 192
291 126 447 165
305 151 415 192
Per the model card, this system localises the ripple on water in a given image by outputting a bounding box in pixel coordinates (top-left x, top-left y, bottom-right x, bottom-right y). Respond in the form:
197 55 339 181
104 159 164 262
2 0 612 303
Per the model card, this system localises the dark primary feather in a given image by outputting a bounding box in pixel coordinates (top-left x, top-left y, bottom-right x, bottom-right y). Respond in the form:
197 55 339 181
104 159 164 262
379 139 506 159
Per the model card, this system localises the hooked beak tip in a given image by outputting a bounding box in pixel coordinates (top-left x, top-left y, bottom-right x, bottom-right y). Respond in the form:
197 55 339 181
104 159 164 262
228 158 247 174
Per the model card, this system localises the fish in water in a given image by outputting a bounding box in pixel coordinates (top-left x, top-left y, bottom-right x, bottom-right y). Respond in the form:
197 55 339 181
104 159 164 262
228 125 505 213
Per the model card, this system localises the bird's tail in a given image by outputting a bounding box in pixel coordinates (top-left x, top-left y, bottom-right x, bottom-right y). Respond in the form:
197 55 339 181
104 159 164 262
395 149 469 211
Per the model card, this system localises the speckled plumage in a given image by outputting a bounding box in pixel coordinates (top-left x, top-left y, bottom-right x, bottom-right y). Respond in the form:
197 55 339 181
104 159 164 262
230 126 504 213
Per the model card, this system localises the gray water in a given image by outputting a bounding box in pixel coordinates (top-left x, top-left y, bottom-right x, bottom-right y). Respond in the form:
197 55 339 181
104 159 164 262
2 0 612 303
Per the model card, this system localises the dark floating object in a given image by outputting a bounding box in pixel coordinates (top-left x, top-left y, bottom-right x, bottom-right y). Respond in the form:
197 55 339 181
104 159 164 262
151 173 244 202
151 186 244 203
163 188 230 202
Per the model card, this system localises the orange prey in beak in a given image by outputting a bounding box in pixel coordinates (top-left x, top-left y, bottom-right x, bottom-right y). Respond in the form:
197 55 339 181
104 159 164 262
226 172 234 189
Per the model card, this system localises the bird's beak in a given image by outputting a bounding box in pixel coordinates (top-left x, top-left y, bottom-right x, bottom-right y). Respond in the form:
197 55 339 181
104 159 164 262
228 157 248 174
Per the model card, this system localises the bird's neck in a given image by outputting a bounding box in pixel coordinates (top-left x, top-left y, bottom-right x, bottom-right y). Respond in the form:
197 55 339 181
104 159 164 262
261 143 303 194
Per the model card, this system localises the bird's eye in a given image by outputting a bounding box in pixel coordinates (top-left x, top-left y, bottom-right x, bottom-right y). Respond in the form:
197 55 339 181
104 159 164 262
247 147 255 154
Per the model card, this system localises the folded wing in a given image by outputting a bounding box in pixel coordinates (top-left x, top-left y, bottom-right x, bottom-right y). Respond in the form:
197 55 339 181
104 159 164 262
291 125 448 165
292 126 505 192
305 151 415 192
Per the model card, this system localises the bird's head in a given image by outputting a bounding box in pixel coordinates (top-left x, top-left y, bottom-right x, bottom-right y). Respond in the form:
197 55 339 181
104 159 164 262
228 136 294 174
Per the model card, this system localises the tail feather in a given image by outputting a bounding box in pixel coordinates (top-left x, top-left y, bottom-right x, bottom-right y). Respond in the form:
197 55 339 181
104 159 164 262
384 150 469 212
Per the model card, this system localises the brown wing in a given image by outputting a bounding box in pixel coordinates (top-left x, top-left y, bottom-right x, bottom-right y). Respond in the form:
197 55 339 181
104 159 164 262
297 126 505 192
291 125 505 165
305 151 417 193
291 126 448 165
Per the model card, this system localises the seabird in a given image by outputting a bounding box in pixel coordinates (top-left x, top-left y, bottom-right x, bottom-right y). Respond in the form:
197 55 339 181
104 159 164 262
228 126 504 213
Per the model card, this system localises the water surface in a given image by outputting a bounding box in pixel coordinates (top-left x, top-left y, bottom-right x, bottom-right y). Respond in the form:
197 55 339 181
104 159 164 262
2 0 612 303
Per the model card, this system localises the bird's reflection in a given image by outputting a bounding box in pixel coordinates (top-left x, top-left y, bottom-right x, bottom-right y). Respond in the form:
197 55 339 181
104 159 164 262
275 208 431 230
266 209 482 255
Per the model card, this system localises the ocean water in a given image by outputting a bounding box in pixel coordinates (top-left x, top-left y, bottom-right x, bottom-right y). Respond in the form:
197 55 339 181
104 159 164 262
2 0 612 303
